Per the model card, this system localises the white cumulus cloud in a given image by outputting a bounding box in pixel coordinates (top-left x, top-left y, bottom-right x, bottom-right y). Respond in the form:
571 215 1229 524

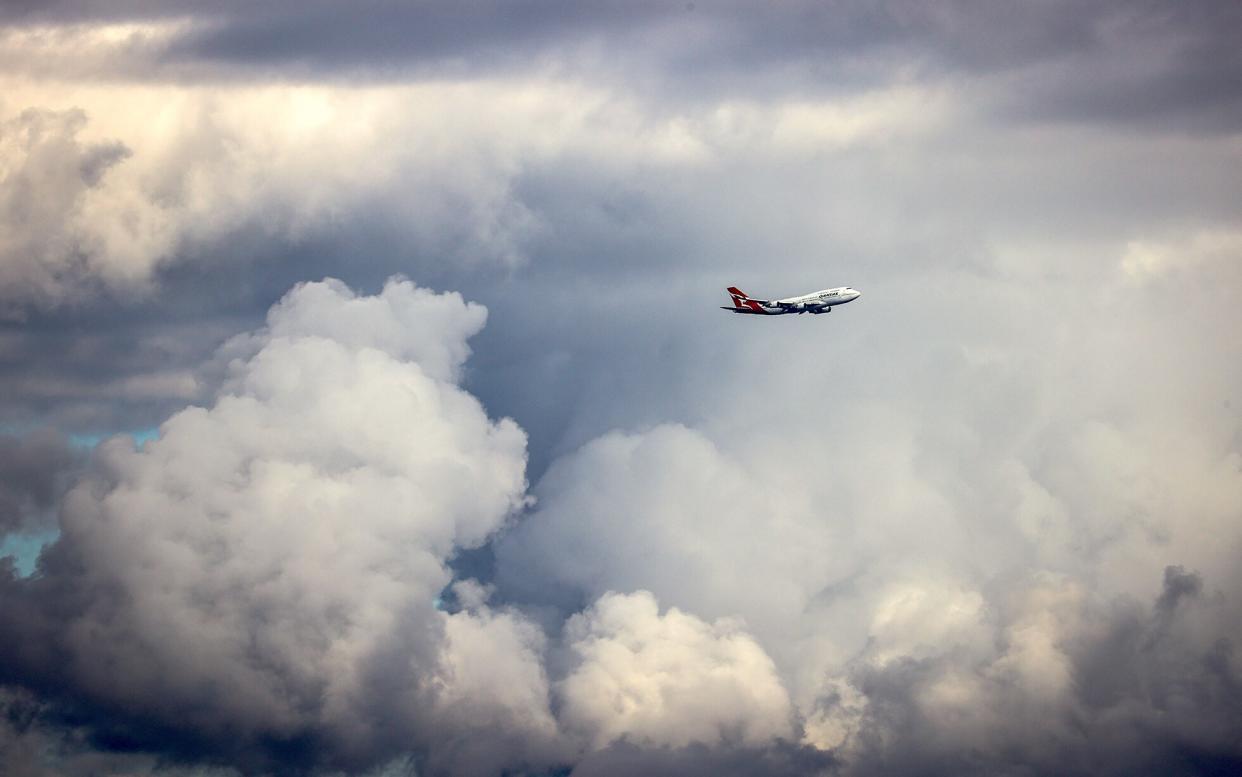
559 590 795 751
0 277 533 770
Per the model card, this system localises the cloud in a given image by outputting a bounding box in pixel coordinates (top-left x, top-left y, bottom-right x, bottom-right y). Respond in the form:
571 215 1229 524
835 569 1242 776
0 428 79 536
0 84 549 314
994 0 1242 132
0 277 533 772
493 259 1242 771
496 424 845 641
230 275 489 384
559 590 795 751
0 686 246 777
2 13 1238 433
430 598 561 775
0 108 132 317
0 18 190 82
569 739 838 777
0 278 826 775
0 69 945 321
4 2 1240 131
0 3 1240 775
1122 229 1242 281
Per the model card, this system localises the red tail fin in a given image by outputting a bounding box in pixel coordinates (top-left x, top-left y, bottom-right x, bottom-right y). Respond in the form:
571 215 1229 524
727 287 749 308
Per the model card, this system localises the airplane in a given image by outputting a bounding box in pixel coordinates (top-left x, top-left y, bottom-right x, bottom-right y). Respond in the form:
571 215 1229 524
721 285 861 315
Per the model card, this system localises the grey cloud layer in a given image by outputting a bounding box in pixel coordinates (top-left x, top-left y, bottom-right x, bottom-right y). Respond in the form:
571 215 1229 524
840 567 1242 776
1 2 1241 775
3 1 1241 129
0 428 79 535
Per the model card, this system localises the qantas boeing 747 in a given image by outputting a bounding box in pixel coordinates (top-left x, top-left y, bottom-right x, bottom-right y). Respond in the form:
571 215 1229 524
721 286 861 315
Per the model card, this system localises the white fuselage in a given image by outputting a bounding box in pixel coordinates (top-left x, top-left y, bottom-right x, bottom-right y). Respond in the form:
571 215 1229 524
724 286 861 315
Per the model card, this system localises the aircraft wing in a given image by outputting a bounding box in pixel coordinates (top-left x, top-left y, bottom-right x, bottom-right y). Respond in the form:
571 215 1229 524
773 300 830 314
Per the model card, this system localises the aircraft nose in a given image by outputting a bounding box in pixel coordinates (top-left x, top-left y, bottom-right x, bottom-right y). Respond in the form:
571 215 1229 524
851 289 861 300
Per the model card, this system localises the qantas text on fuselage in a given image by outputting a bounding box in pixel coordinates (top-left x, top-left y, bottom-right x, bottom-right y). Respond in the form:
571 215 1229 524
721 286 861 315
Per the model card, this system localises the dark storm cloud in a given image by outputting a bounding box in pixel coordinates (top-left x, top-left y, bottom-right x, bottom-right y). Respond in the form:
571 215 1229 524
168 2 647 73
5 1 1242 129
840 567 1242 777
0 686 251 777
0 0 1152 74
0 428 79 535
185 0 1242 133
1157 565 1204 615
995 1 1242 133
569 740 838 777
0 248 263 432
0 311 217 434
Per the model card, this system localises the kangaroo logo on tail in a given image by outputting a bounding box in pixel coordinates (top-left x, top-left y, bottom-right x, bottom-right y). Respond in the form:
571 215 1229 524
727 287 764 312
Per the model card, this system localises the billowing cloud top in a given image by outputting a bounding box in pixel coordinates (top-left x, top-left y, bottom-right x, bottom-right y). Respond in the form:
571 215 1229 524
2 279 531 770
559 590 795 751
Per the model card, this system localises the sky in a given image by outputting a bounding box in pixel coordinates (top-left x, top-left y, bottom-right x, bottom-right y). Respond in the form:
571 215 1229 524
1 2 1241 775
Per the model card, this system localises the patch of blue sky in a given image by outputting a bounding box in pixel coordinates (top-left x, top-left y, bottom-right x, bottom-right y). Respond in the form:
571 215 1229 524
2 422 160 449
69 427 160 449
0 529 59 578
